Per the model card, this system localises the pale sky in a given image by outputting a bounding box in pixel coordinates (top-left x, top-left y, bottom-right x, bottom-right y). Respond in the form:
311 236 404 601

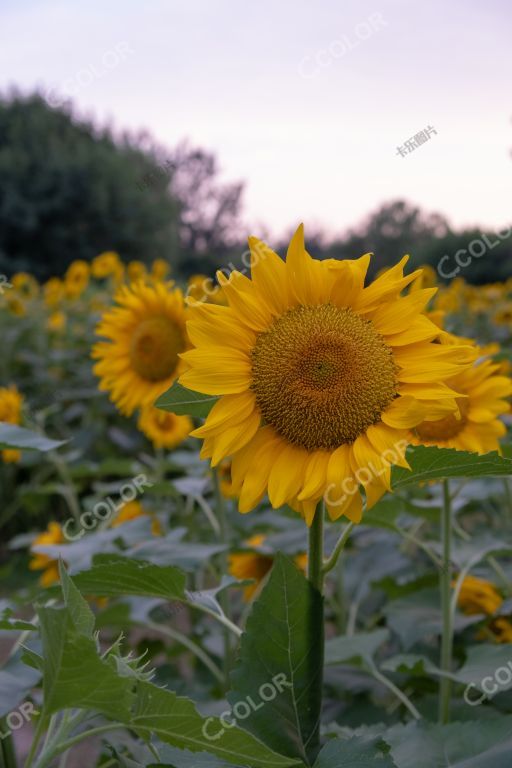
1 0 511 239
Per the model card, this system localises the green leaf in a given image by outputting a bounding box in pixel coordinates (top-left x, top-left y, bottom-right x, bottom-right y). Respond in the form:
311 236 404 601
383 588 480 649
325 630 390 668
20 647 44 672
59 561 95 637
151 744 246 768
0 608 37 631
125 537 226 570
0 422 66 452
446 535 512 570
384 716 512 768
155 381 218 418
392 446 512 489
130 681 301 768
37 604 134 719
380 654 444 679
313 736 397 768
451 644 512 694
228 554 323 764
72 555 187 601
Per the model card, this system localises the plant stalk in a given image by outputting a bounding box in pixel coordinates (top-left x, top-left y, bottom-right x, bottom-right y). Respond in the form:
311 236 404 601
439 479 453 724
213 468 232 690
306 502 325 761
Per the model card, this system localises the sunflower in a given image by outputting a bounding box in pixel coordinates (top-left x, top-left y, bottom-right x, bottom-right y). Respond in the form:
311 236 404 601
493 304 512 326
491 618 512 643
137 406 192 449
47 310 66 332
218 461 238 498
127 261 147 282
91 251 122 279
413 346 512 454
64 260 90 299
11 273 39 300
456 575 503 615
187 274 227 306
152 259 171 281
228 534 307 600
0 385 23 464
5 295 26 316
456 574 512 644
180 226 474 525
412 264 437 290
110 500 161 536
0 385 23 423
92 280 188 415
29 522 65 587
43 277 64 308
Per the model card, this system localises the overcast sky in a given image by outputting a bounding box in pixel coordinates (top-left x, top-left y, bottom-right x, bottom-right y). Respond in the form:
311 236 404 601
1 0 511 239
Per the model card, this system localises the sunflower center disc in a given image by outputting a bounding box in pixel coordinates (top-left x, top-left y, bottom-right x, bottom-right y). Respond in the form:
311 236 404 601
251 304 398 450
415 398 469 442
129 317 184 381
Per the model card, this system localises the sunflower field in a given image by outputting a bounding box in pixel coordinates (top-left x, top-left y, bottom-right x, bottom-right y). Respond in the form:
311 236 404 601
2 235 512 768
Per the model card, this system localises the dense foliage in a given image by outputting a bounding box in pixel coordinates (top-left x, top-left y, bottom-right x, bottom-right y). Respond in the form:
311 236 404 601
1 253 512 767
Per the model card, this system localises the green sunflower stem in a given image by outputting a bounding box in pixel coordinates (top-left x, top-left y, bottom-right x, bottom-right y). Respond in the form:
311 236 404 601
0 718 18 768
439 478 453 724
307 503 325 594
307 502 325 759
213 468 232 690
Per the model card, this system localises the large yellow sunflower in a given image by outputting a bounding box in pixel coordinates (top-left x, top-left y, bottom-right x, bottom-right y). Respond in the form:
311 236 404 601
92 281 188 415
180 226 474 525
413 348 512 454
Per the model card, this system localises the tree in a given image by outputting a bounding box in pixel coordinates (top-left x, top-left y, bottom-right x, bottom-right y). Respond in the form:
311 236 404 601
169 142 245 275
0 92 180 280
327 200 450 275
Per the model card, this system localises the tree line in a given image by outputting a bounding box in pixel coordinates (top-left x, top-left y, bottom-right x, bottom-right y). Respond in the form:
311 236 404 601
0 91 509 284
